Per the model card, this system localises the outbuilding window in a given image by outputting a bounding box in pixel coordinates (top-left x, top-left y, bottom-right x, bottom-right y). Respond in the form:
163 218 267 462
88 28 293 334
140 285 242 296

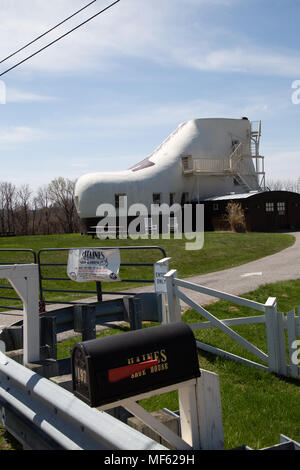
265 202 274 212
277 202 286 215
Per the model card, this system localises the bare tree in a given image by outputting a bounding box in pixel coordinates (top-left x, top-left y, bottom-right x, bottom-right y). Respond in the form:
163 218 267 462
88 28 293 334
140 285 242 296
36 185 52 235
266 178 300 193
0 178 82 236
16 184 32 235
47 177 77 233
0 183 6 233
0 182 17 234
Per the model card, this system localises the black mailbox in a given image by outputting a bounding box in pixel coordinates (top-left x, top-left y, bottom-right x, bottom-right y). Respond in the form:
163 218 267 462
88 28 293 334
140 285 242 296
71 322 200 407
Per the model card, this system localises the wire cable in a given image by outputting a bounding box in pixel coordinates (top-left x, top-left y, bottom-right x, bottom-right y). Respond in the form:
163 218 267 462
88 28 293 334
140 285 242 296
0 0 98 65
0 0 120 78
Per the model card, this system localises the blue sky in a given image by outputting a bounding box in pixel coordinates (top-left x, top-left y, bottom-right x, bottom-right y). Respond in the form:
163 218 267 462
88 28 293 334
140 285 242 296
0 0 300 190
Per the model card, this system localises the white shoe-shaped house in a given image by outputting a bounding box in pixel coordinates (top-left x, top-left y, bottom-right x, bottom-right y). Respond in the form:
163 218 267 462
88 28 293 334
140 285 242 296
75 117 265 231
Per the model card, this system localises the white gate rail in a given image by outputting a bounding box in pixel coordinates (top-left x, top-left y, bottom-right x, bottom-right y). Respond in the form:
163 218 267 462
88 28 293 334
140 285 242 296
164 270 288 376
0 264 40 364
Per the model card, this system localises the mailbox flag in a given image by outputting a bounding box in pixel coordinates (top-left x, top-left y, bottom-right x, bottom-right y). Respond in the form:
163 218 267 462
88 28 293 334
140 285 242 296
67 248 121 282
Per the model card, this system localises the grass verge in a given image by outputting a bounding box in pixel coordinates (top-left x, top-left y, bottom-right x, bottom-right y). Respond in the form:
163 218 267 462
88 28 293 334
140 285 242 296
50 279 300 450
0 231 295 309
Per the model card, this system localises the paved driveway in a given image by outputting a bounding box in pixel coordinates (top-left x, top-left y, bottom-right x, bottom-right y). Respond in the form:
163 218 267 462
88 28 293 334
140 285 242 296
106 230 300 309
173 230 300 307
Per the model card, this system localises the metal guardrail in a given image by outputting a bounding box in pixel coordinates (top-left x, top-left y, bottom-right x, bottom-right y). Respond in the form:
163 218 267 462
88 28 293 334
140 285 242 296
37 246 167 309
0 249 37 312
0 350 166 450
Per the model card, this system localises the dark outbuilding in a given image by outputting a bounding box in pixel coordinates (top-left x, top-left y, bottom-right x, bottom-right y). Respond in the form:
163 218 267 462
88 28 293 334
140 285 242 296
201 190 300 232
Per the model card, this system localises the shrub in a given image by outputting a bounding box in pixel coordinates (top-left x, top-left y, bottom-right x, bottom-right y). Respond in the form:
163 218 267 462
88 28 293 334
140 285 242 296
225 202 246 233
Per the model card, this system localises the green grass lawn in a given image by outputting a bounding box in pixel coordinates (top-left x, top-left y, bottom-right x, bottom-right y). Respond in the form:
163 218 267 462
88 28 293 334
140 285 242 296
0 232 299 450
52 279 300 450
0 280 300 450
0 231 295 310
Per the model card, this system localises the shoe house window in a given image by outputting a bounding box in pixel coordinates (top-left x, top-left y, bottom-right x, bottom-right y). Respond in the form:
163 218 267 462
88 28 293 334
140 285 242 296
153 193 161 205
115 194 127 209
169 193 176 205
181 192 189 205
181 155 192 172
277 202 286 215
265 202 274 213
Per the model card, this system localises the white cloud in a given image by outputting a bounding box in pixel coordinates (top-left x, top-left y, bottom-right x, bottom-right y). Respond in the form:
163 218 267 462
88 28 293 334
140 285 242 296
69 94 282 136
6 87 56 103
0 126 46 145
0 0 299 78
177 47 300 78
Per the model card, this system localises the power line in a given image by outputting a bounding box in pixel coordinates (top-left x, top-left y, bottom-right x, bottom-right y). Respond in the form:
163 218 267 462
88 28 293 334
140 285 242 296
0 0 98 65
0 0 120 78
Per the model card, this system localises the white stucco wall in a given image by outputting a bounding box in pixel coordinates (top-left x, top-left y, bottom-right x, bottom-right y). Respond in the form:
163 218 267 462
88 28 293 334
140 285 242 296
75 118 260 219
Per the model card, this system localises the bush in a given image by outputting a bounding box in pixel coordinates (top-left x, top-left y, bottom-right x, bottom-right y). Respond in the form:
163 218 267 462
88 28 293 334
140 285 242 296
225 202 246 233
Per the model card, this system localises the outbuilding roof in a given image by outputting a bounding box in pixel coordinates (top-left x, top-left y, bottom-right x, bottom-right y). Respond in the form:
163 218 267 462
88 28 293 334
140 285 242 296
203 190 263 201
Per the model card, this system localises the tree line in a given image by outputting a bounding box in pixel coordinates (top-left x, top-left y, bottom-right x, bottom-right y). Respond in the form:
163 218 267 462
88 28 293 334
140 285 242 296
0 176 299 237
266 177 300 193
0 177 84 236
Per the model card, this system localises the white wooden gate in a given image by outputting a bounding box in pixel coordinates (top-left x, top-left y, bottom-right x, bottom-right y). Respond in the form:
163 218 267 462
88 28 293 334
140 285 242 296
164 269 292 376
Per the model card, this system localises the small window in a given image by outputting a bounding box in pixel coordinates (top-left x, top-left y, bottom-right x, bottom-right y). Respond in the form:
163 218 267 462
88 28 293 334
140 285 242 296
265 202 274 213
153 193 161 204
181 155 191 171
213 203 219 211
115 194 126 209
277 202 286 215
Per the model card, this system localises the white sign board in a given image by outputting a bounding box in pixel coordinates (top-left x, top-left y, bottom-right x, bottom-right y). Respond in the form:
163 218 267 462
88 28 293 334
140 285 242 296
67 248 121 282
154 263 169 293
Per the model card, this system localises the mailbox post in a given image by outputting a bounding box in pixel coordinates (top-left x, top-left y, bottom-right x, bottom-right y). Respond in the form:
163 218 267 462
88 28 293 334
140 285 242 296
71 322 224 450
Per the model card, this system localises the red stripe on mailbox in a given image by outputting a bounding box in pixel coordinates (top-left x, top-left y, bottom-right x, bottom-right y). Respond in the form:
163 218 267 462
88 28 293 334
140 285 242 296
108 359 159 383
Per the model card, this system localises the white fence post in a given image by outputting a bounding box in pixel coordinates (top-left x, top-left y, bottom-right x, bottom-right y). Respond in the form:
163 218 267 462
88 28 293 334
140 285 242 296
178 382 201 449
0 265 40 364
195 370 224 450
264 297 287 376
154 258 171 324
178 371 224 450
164 269 181 323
